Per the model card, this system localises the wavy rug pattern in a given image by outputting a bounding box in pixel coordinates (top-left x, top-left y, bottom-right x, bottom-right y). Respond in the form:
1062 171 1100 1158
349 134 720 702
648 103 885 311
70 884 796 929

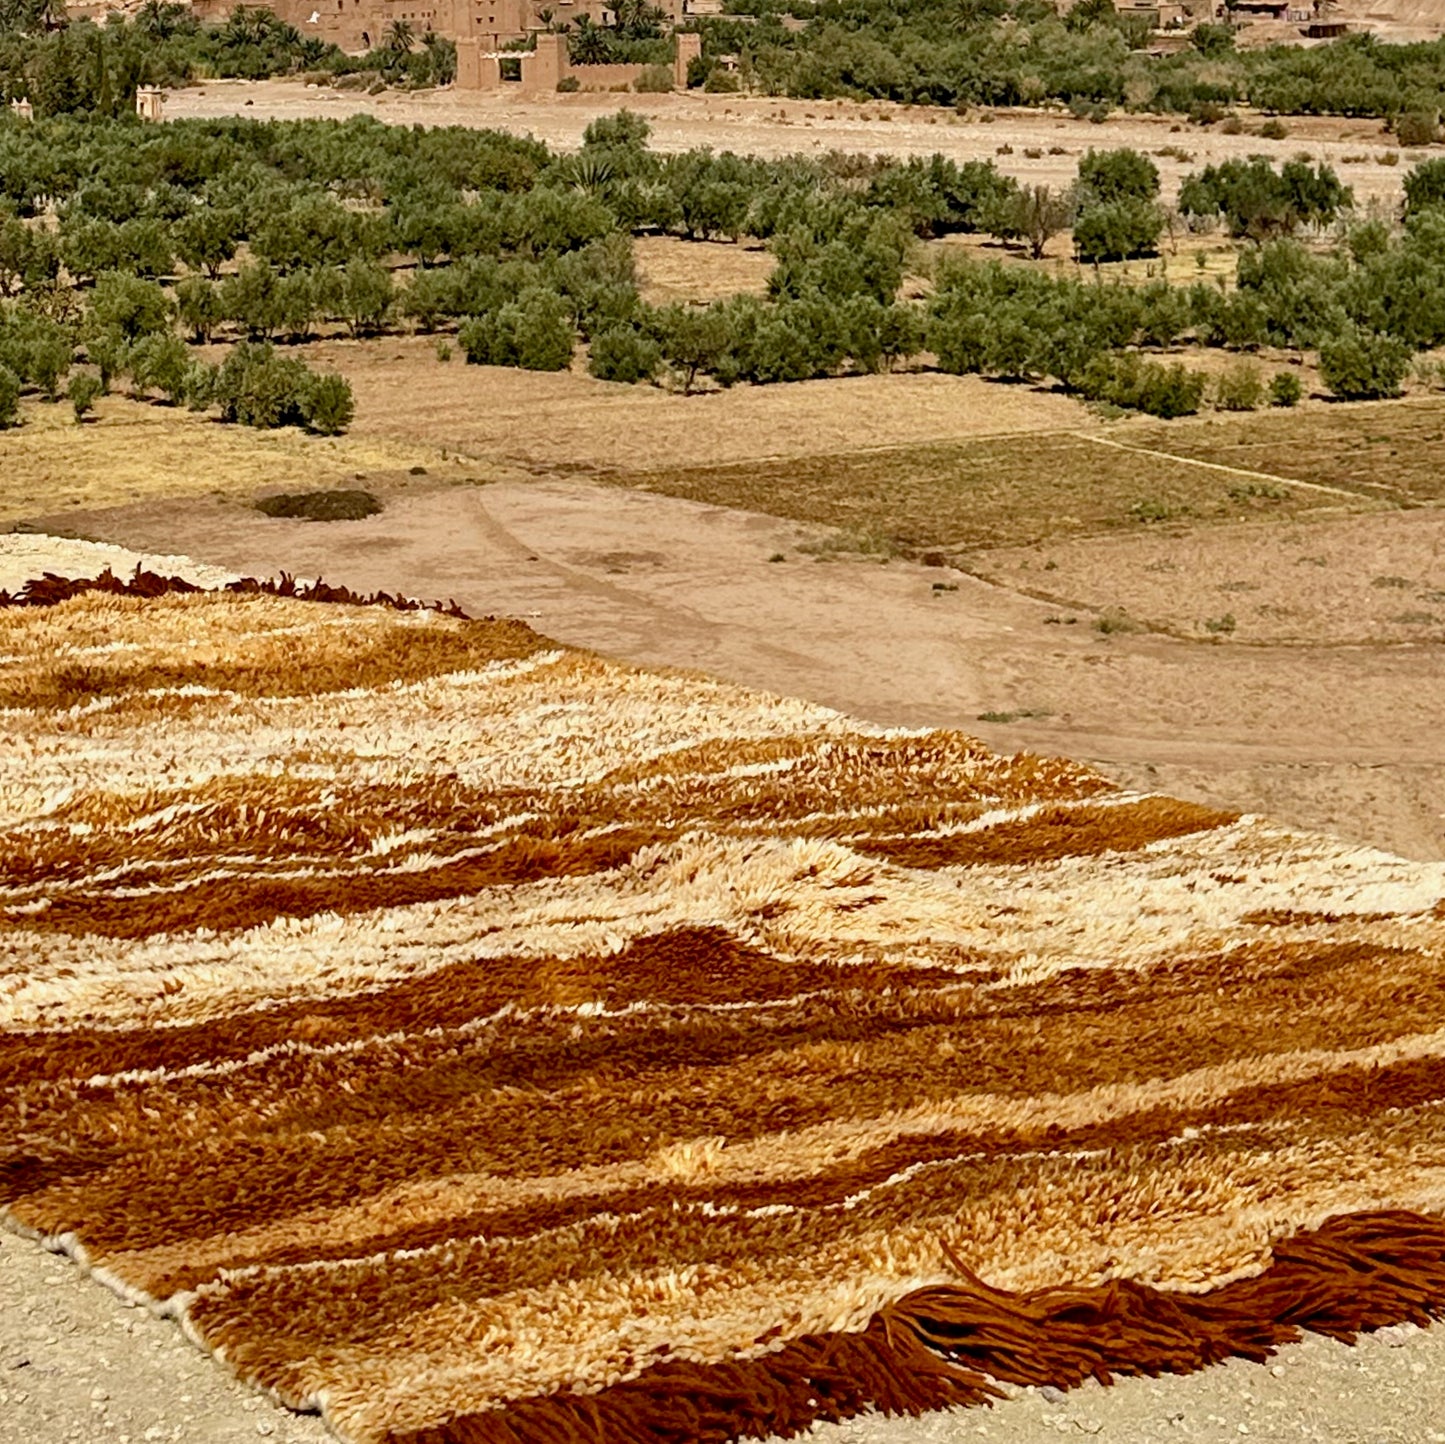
4 579 1445 1444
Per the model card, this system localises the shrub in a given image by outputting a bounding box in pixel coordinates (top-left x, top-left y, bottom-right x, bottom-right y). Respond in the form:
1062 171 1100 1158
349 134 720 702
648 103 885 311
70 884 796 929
213 342 312 428
587 324 660 383
1077 352 1207 418
68 370 102 422
703 68 740 94
634 64 674 94
1258 118 1289 141
1213 359 1263 411
256 489 379 521
0 364 20 428
1269 370 1303 407
1396 111 1439 148
300 372 356 434
1317 327 1411 400
555 75 580 93
181 360 218 412
459 289 575 371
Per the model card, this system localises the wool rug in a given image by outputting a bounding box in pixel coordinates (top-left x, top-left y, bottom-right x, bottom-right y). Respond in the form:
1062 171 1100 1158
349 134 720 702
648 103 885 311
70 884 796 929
3 573 1445 1444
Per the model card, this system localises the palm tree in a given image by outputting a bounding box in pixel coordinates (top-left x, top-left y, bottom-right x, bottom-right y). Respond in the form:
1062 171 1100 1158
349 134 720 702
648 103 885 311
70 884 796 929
385 18 414 54
137 0 183 39
422 30 456 85
569 15 611 64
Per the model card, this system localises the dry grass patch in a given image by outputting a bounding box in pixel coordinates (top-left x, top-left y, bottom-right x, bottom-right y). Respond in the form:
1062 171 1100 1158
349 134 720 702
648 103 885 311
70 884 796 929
978 506 1445 646
600 430 1360 552
1128 399 1445 505
633 235 775 305
0 396 444 528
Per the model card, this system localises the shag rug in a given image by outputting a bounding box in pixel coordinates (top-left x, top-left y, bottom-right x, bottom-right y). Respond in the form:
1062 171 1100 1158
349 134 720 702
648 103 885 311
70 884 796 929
4 573 1445 1444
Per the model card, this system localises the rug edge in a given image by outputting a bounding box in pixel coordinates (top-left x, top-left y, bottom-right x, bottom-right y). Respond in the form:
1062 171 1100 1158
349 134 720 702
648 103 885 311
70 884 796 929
387 1208 1445 1444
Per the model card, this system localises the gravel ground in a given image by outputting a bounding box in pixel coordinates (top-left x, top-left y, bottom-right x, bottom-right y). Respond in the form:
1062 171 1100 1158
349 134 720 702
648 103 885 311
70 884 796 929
5 1228 1445 1444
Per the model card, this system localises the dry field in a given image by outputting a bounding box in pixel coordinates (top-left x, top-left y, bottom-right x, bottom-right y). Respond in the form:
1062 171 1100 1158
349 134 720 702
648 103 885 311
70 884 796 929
1131 400 1445 504
634 235 775 305
290 335 1090 471
0 392 444 528
596 429 1379 553
165 81 1418 214
978 506 1445 645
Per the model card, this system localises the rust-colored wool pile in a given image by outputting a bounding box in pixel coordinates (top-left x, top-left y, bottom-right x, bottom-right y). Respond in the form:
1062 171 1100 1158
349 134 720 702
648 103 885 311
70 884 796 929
4 577 1445 1444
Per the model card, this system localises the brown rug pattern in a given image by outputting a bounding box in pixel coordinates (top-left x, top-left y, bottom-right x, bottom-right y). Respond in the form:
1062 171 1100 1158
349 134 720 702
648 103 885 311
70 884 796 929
3 585 1445 1444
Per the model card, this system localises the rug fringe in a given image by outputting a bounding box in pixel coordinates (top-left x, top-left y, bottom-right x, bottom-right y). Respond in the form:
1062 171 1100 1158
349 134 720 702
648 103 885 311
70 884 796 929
392 1210 1445 1444
0 566 469 618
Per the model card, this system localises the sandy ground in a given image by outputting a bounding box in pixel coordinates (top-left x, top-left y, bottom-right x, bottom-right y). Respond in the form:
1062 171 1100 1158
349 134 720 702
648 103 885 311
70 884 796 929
166 81 1417 214
976 506 1445 646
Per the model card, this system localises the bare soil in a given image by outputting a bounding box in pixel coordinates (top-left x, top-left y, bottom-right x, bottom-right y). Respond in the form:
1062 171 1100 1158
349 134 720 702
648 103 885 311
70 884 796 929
634 234 775 306
978 505 1445 645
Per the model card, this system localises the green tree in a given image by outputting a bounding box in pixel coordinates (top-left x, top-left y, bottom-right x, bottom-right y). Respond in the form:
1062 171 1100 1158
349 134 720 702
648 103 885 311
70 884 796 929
338 259 393 337
1078 148 1160 206
587 323 659 382
68 369 101 422
419 30 455 84
87 272 170 341
0 217 58 296
221 260 286 339
1404 157 1445 217
174 274 223 343
173 206 245 279
655 302 730 393
300 371 354 434
127 330 190 403
0 364 19 428
990 184 1076 260
1073 200 1163 263
1318 326 1410 400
